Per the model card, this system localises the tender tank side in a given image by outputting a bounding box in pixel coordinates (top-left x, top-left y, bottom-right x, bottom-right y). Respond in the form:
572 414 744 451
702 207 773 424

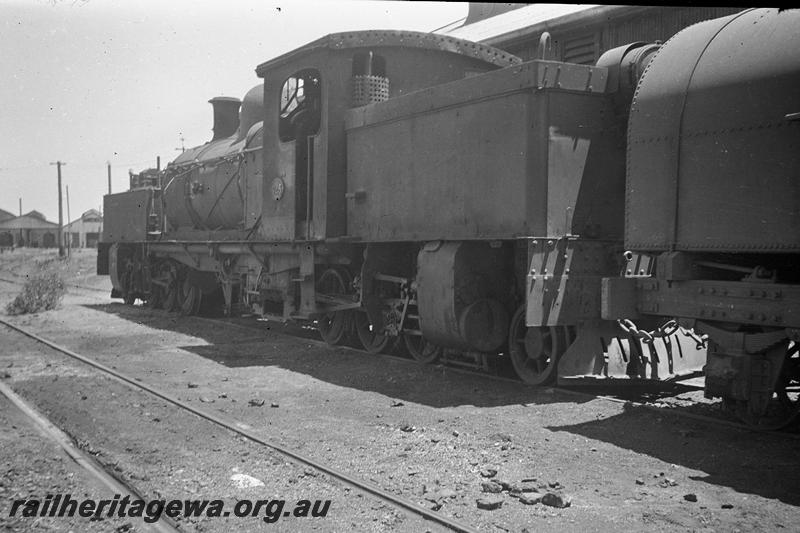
626 8 800 252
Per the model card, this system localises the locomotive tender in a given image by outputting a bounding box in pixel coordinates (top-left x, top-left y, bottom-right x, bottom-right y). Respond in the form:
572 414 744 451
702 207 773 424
99 8 799 428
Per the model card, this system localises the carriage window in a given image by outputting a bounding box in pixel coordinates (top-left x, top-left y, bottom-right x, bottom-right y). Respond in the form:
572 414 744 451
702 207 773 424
279 69 321 142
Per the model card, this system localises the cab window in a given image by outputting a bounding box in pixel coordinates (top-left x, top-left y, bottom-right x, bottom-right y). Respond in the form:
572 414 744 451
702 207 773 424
279 69 321 142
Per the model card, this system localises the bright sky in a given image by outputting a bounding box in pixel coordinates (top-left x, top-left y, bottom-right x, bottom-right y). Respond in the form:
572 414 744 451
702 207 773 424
0 0 467 222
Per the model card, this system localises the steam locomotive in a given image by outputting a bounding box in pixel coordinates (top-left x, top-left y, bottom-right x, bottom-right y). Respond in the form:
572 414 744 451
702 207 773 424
99 8 800 429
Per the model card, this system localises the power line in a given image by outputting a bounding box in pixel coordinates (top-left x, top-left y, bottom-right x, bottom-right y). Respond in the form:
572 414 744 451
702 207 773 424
0 159 158 172
430 16 467 33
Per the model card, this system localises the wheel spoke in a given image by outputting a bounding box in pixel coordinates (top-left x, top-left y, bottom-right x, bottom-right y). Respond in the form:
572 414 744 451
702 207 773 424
507 306 563 386
316 268 352 346
726 342 800 430
403 333 441 364
355 311 390 354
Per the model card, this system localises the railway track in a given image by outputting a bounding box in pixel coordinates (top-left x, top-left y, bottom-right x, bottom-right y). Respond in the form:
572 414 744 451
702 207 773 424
0 380 181 533
2 274 796 437
0 316 481 533
203 314 800 437
3 273 799 533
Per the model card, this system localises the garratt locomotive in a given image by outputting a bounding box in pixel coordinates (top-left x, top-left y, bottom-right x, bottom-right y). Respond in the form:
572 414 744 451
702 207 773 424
601 8 800 428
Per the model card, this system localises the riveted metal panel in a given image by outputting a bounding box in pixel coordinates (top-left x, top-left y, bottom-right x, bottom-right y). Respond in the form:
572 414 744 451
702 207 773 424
347 91 534 241
625 12 737 250
345 61 613 242
102 190 153 243
258 41 520 242
527 238 620 326
675 9 800 252
256 30 520 76
626 8 800 252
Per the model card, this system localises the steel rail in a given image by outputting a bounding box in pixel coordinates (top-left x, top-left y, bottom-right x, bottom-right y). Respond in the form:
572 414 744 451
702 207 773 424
110 305 796 437
4 275 795 436
200 315 799 437
0 380 181 533
0 318 480 533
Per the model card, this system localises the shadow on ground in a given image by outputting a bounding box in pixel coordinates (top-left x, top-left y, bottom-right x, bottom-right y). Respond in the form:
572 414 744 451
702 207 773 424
86 302 706 409
547 401 800 506
87 302 711 410
59 301 800 505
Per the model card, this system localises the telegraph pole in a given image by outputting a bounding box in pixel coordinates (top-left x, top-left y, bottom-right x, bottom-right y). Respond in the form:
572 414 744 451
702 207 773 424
107 161 112 194
66 185 72 257
50 161 65 257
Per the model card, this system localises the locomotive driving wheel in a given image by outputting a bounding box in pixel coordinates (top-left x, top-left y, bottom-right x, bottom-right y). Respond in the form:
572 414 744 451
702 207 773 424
145 264 164 309
179 275 203 316
354 310 390 354
121 267 137 305
315 267 352 346
403 333 442 364
146 284 164 309
161 263 183 312
725 341 800 430
508 306 567 385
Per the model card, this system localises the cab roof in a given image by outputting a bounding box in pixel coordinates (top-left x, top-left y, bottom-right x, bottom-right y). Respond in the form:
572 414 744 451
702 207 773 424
255 29 520 76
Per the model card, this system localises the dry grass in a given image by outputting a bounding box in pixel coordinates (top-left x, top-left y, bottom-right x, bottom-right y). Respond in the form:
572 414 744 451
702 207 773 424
5 270 66 315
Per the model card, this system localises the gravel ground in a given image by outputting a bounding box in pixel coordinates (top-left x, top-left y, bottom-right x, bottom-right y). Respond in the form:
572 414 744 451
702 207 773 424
1 249 799 532
0 390 139 532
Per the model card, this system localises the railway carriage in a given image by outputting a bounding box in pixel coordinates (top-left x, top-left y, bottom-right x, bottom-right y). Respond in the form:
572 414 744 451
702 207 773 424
99 8 800 428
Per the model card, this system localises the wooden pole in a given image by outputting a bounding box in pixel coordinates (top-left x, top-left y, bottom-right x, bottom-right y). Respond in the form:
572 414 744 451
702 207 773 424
49 161 65 257
65 185 72 256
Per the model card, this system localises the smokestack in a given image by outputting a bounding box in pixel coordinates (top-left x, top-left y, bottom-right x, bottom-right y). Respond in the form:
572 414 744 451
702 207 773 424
209 97 242 141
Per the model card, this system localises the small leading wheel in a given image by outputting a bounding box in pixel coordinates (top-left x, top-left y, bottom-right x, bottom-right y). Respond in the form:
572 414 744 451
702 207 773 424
354 310 390 354
508 306 563 385
725 341 800 430
316 267 352 346
403 332 442 364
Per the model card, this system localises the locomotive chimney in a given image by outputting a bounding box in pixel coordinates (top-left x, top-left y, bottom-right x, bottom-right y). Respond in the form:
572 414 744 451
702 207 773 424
208 96 242 141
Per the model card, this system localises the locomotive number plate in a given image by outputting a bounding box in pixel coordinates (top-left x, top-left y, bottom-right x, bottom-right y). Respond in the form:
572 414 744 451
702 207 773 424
271 177 285 201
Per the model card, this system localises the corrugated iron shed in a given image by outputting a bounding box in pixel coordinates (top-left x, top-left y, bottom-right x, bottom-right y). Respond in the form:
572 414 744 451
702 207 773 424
443 4 744 66
442 4 604 44
0 214 59 230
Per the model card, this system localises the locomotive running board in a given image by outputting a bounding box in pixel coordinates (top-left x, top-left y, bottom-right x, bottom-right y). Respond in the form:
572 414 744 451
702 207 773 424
556 319 707 384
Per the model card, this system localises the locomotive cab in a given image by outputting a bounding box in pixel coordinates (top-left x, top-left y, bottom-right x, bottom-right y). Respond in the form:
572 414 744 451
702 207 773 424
254 31 518 242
